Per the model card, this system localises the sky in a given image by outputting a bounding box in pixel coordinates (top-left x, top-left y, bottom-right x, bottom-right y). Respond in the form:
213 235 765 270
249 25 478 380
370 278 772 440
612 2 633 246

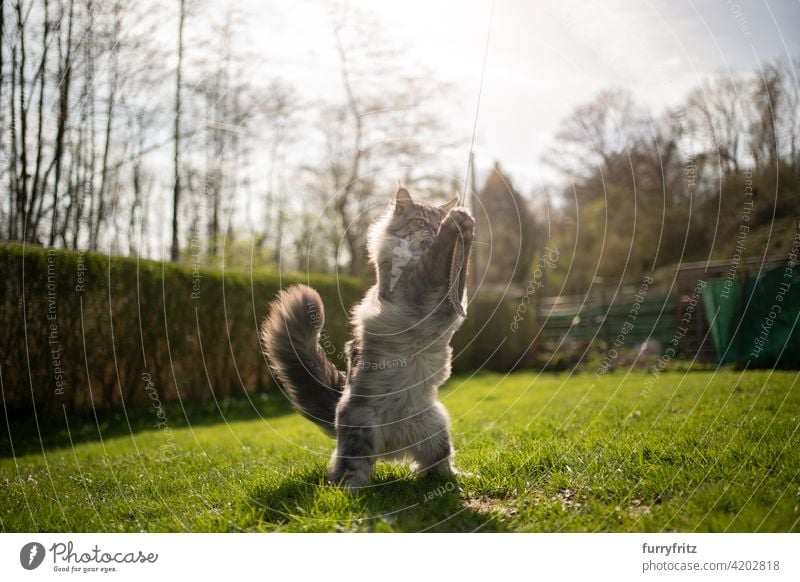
241 0 799 193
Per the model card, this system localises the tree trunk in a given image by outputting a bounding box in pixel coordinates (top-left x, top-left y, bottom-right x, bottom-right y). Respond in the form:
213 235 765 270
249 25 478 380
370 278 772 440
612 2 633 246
48 0 75 246
170 0 186 262
15 0 29 240
29 0 50 241
0 0 5 231
92 1 121 249
7 40 17 241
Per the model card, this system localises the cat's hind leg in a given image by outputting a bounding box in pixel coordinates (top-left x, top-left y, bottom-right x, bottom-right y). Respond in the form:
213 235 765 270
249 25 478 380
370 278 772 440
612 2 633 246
409 402 455 478
326 398 377 490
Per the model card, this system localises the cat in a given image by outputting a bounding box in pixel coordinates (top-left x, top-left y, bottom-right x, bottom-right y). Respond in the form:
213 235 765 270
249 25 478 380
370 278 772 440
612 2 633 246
261 185 474 489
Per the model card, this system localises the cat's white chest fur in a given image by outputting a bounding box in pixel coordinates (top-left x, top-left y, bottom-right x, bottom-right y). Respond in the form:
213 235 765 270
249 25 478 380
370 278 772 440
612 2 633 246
352 288 463 416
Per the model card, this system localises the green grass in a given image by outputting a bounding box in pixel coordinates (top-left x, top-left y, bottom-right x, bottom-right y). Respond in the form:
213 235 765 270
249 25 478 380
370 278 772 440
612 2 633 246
2 369 799 532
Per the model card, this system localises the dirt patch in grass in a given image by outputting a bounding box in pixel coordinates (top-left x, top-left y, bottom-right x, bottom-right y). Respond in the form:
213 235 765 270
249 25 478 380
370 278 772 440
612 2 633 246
464 494 520 518
626 499 652 518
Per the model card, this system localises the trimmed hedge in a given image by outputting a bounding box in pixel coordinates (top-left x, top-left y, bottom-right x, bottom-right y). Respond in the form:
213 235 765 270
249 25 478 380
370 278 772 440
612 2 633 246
0 244 536 420
0 244 362 420
452 292 537 373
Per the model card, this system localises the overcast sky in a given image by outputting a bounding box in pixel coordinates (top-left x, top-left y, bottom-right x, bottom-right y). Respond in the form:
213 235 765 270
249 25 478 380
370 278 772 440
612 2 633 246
240 0 799 193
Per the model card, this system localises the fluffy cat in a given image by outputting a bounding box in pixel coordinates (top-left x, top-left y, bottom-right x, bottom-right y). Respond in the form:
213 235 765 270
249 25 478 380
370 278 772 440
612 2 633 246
261 185 474 489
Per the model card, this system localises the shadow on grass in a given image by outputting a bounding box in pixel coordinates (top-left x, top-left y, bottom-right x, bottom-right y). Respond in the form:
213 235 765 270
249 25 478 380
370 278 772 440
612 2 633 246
247 465 510 532
1 392 295 458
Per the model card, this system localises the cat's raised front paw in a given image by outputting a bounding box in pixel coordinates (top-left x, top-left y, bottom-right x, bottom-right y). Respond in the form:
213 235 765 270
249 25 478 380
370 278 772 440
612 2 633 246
441 208 474 239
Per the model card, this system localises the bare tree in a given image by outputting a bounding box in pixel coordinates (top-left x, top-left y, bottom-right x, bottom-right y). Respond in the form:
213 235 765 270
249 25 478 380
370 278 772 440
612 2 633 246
28 0 49 238
779 57 800 171
14 0 29 241
304 5 454 275
749 63 782 170
544 88 648 190
170 0 185 261
46 0 75 245
684 75 751 174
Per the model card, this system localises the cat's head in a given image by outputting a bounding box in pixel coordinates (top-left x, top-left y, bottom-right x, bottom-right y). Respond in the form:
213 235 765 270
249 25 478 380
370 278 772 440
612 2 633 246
367 185 458 270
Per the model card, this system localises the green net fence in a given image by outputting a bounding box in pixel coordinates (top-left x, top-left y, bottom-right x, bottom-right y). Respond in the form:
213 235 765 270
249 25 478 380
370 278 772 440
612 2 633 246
702 261 800 367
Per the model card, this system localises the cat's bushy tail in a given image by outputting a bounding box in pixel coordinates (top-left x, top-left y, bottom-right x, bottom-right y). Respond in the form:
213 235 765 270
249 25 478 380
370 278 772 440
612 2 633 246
261 285 345 437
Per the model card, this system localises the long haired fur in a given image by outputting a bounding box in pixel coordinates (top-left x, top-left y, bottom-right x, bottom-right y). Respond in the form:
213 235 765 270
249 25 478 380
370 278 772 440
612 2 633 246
262 185 473 489
261 285 345 436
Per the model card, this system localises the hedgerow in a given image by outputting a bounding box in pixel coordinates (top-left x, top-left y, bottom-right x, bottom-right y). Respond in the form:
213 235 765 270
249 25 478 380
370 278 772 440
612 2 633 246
0 244 534 420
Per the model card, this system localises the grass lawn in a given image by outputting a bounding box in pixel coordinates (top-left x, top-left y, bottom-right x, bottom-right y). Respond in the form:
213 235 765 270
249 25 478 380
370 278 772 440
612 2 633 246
2 369 799 532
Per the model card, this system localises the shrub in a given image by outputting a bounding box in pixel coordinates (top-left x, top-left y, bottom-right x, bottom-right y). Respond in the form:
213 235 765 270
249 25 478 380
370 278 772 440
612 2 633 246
0 244 537 420
0 244 361 420
452 292 537 373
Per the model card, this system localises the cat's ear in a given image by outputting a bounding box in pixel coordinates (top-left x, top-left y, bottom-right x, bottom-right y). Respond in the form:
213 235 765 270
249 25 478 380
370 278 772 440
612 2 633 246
439 196 459 213
395 185 414 213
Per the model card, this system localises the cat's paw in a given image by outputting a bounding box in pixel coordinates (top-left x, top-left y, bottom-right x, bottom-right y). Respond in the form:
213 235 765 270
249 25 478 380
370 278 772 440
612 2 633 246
326 467 370 492
339 473 370 492
441 208 474 239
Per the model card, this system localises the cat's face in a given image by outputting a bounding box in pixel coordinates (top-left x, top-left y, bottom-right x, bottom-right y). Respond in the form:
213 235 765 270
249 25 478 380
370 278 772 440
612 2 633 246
387 197 440 251
384 187 457 254
366 186 459 284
